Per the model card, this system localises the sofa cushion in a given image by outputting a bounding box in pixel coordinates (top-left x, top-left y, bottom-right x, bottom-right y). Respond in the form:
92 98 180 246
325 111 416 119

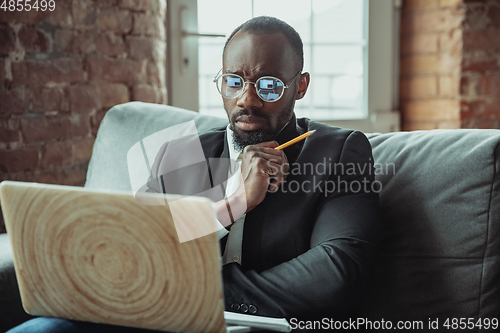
361 130 500 322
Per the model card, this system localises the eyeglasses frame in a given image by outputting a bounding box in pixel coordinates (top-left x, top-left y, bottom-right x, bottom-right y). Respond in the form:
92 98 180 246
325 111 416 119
213 69 302 103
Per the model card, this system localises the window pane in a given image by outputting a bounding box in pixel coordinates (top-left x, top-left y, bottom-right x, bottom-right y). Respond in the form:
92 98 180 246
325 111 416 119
253 0 311 43
197 0 252 119
312 45 363 75
312 0 364 43
198 0 252 36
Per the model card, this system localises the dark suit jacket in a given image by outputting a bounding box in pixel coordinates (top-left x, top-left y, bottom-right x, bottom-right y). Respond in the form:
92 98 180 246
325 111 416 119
148 115 381 323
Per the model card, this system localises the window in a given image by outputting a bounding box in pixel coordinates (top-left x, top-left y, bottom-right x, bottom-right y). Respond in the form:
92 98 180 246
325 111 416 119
199 0 367 120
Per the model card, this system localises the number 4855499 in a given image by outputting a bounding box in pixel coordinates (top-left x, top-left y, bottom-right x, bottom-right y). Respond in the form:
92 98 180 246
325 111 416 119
1 0 56 11
443 318 498 330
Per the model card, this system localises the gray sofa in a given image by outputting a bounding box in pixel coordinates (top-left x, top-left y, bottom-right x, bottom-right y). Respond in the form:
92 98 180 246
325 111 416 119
1 102 499 332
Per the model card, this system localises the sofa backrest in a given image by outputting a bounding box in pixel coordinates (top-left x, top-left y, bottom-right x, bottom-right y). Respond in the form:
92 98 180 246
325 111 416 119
361 130 500 323
87 102 500 323
85 102 228 192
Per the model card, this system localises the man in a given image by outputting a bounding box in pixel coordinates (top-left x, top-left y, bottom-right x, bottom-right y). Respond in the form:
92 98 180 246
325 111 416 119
148 15 380 322
8 16 380 332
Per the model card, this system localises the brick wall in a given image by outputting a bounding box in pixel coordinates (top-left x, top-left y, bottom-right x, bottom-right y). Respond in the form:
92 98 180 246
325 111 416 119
400 0 465 130
400 0 500 130
0 0 167 232
460 0 500 128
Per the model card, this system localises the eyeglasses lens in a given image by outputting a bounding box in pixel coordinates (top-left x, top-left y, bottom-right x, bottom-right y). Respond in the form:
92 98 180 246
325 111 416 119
219 75 243 98
257 78 283 101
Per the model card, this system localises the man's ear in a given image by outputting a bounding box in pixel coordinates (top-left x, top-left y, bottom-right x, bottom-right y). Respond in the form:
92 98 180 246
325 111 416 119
295 72 310 100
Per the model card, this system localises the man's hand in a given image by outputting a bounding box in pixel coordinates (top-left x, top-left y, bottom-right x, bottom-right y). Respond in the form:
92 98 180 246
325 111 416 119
215 141 289 229
239 141 289 212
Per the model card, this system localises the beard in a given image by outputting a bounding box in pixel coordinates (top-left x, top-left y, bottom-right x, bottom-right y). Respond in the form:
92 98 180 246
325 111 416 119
227 96 295 151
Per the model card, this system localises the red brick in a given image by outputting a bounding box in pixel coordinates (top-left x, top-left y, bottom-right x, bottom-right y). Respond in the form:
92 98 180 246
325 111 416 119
460 76 469 95
0 119 20 142
119 0 159 12
403 0 439 11
159 88 167 104
74 139 95 163
460 100 481 118
463 30 500 51
146 61 165 86
61 167 86 186
404 99 460 121
438 53 462 74
0 88 28 115
481 73 500 96
482 99 500 118
132 83 159 103
439 28 463 53
68 114 92 138
54 29 96 54
460 99 500 119
54 30 94 54
12 58 85 86
18 26 51 53
92 109 108 135
438 75 460 96
20 114 91 143
41 140 73 168
72 0 97 30
0 24 16 56
21 116 70 143
400 76 438 99
96 32 126 57
401 33 439 55
461 118 500 129
70 31 96 54
437 120 461 128
0 7 48 25
126 36 155 59
30 86 65 112
87 57 146 83
0 148 39 173
464 3 488 30
99 83 129 108
54 29 75 52
402 7 465 34
0 59 5 87
133 13 165 38
97 10 132 34
45 0 73 28
69 85 100 112
402 120 439 131
439 0 463 8
98 0 119 8
462 52 499 72
486 4 500 29
460 74 482 96
400 54 439 75
33 171 63 185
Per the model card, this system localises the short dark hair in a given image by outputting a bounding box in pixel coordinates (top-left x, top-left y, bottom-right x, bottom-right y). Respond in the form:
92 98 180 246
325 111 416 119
223 16 304 72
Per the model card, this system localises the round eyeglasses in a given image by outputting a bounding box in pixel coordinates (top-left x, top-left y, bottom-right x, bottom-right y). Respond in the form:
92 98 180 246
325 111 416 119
213 69 301 103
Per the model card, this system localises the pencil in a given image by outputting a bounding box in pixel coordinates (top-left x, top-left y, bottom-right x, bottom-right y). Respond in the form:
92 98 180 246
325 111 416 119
274 130 316 150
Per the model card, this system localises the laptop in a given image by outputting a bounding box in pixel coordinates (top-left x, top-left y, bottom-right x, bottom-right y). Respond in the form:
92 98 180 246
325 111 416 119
0 181 291 333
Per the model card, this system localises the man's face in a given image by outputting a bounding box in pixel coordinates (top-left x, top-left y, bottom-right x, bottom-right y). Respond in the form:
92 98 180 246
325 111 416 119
222 31 302 149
